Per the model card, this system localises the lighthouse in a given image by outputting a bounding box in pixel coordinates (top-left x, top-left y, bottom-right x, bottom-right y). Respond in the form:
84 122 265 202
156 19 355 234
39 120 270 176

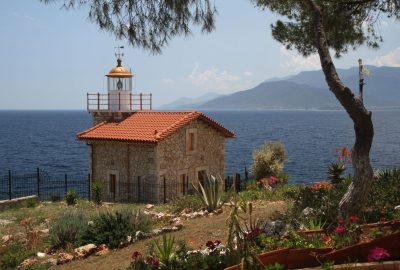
87 49 152 125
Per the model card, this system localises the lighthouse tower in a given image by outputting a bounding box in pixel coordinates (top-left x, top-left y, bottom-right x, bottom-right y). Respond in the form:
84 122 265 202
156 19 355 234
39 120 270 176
87 49 152 125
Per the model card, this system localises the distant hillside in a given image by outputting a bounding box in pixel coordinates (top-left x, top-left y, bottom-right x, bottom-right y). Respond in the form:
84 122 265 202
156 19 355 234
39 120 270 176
200 66 400 110
161 66 400 110
158 92 221 110
200 81 336 110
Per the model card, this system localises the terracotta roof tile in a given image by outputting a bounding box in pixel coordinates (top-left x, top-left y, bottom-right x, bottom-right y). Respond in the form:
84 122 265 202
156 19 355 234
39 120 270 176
77 111 235 142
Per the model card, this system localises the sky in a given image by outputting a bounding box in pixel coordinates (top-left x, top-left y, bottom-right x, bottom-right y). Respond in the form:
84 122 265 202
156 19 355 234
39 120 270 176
1 1 400 110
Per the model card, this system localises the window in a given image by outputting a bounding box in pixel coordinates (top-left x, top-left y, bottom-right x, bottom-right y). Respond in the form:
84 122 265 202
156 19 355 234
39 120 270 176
188 133 194 151
180 174 187 195
186 129 197 154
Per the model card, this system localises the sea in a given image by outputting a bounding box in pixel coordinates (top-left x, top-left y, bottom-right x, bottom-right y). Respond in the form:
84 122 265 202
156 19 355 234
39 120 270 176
0 110 399 183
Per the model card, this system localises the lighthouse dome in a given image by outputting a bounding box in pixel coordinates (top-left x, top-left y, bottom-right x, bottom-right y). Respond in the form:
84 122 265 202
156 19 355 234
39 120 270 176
106 58 133 78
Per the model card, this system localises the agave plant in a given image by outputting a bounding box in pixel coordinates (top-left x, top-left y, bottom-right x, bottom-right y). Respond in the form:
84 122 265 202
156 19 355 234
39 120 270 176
192 174 231 212
153 234 175 267
327 162 346 185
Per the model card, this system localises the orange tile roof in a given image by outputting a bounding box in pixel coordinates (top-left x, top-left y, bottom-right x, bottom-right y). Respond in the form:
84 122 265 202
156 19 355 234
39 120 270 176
77 111 235 143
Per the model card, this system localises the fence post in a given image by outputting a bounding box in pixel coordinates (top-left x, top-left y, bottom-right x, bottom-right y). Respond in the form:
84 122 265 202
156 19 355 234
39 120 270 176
37 168 40 198
236 173 241 192
245 166 248 181
8 170 12 200
137 176 141 203
64 174 68 197
163 177 166 204
88 174 91 201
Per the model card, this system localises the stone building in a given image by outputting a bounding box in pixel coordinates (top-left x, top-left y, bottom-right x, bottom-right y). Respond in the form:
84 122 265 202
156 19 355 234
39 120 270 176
77 55 234 203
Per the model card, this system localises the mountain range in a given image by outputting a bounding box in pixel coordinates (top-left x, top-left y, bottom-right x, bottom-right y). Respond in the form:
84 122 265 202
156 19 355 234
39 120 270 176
158 66 400 110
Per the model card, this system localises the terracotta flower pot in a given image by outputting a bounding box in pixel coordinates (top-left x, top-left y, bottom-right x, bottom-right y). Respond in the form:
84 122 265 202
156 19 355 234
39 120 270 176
287 248 332 269
255 247 332 269
322 231 400 265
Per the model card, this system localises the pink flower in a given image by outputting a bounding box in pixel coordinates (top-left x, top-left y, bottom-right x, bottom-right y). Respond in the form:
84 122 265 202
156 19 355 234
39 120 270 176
368 247 390 262
335 225 346 235
338 219 344 225
349 215 359 223
131 251 142 260
146 256 160 267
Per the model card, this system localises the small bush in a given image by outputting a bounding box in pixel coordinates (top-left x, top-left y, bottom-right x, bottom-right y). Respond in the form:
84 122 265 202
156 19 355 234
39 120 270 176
92 180 104 205
65 190 78 206
79 209 150 249
50 211 87 248
169 195 204 214
240 184 299 202
251 141 287 180
0 239 33 269
364 169 400 221
25 198 38 208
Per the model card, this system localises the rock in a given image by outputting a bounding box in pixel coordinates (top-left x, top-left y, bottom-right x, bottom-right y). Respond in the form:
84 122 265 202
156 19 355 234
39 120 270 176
38 229 49 236
395 205 400 210
57 253 74 265
127 235 133 243
145 204 155 210
18 258 37 268
41 258 57 267
174 223 184 230
171 217 181 224
95 244 110 256
74 243 97 258
262 221 288 237
152 229 163 236
214 209 223 214
0 219 13 226
1 234 12 244
37 252 46 258
135 230 150 240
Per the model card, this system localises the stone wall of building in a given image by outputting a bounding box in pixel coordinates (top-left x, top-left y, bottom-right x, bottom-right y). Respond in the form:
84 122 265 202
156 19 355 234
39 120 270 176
90 141 158 202
155 119 226 201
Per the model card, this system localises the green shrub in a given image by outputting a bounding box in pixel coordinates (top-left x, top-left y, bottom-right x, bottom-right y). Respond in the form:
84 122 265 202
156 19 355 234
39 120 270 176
25 198 38 208
239 184 300 202
169 195 203 214
192 174 231 212
50 211 87 248
65 190 78 206
251 141 287 180
92 180 104 205
364 169 400 221
327 162 346 185
80 209 150 249
0 239 33 269
282 177 351 228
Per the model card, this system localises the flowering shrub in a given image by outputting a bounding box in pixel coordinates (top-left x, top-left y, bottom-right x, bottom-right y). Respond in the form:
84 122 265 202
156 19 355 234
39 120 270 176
129 251 160 270
311 181 332 190
367 247 390 262
331 216 361 249
257 176 286 190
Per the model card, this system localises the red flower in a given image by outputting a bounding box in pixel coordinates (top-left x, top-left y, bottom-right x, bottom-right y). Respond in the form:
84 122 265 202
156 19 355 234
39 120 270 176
146 256 160 267
132 251 142 260
368 247 390 262
379 217 385 222
349 215 359 223
338 219 344 225
335 225 346 235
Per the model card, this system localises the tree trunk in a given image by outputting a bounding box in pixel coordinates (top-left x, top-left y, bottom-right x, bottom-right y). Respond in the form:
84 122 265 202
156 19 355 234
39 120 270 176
304 0 374 217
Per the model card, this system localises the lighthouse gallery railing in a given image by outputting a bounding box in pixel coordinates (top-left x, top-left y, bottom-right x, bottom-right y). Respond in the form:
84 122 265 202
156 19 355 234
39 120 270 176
87 92 152 112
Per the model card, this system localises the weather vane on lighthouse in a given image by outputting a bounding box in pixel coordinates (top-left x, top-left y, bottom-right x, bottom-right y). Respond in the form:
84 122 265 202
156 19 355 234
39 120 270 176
115 45 124 60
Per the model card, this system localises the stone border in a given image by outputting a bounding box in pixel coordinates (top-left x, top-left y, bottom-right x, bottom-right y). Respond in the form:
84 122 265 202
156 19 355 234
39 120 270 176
0 196 38 211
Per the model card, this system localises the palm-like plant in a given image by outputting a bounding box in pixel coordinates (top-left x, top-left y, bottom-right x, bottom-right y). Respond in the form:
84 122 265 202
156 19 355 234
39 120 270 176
192 174 231 212
153 234 175 267
328 162 346 185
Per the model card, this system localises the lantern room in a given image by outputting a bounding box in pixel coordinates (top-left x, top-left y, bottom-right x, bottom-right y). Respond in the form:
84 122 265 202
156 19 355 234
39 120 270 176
86 53 152 114
106 58 133 91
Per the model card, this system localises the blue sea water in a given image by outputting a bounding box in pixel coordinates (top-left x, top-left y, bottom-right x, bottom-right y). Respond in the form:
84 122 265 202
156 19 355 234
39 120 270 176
0 110 399 183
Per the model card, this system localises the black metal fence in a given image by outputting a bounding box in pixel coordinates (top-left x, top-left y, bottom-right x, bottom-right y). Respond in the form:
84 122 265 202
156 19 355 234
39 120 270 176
0 168 249 203
0 168 90 201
